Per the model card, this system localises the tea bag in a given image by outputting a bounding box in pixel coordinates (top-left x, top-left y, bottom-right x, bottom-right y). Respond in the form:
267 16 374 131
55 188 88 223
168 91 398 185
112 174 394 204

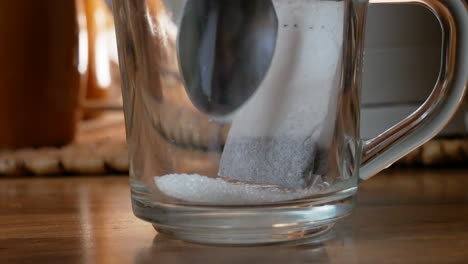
218 1 344 189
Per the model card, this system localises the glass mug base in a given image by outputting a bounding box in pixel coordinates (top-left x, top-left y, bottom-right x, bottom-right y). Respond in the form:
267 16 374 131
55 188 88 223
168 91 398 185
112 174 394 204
131 182 356 245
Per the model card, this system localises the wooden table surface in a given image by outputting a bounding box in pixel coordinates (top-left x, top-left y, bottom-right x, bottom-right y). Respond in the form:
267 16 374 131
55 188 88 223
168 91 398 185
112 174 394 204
1 168 468 264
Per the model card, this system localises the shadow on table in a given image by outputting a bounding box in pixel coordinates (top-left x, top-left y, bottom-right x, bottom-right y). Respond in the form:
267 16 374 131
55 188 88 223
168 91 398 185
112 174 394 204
134 231 353 264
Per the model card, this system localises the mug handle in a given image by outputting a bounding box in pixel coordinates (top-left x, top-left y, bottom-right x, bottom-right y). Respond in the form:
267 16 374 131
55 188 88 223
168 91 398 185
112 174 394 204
360 0 468 181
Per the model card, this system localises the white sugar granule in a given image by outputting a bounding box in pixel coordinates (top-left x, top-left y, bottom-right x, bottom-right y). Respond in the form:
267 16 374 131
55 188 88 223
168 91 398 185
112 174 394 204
154 173 326 205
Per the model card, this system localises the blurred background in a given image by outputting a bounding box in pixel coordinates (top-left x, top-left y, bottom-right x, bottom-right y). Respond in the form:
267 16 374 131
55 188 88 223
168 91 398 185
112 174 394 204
0 1 465 177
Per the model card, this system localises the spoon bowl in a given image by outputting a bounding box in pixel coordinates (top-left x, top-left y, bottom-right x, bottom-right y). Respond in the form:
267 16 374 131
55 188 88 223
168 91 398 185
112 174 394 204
177 0 278 116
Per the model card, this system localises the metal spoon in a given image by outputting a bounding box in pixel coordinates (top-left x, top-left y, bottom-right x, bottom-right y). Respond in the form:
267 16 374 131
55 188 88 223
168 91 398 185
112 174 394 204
177 0 278 116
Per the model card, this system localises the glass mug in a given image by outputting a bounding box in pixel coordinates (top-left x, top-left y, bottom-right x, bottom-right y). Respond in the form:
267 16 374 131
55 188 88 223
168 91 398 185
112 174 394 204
112 0 467 244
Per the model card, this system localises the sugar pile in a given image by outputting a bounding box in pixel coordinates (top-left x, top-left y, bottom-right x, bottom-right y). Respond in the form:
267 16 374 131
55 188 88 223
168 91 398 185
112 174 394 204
155 173 327 205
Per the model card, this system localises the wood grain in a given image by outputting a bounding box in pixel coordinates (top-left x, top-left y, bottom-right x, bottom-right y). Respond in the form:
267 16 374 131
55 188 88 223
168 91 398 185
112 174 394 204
1 168 468 263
